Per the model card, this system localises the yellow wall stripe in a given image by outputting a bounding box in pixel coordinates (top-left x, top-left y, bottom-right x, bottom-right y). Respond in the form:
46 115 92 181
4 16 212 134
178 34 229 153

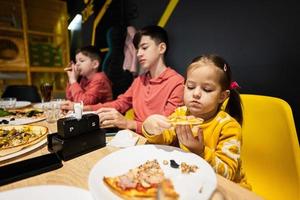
91 0 112 45
100 48 109 52
158 0 179 27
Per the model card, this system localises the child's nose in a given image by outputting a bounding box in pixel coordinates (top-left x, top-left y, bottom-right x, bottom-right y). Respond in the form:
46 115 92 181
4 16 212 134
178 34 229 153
193 88 201 98
137 49 142 57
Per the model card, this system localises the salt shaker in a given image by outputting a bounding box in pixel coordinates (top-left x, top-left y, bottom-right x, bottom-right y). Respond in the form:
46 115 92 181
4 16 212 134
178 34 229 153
73 102 83 119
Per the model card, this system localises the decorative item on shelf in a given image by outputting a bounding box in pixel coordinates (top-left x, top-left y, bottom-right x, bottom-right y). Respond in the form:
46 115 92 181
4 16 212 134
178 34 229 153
0 36 26 67
29 43 63 67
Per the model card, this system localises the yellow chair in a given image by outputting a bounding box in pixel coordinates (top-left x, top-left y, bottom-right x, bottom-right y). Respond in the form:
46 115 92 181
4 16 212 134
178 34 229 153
240 94 300 200
124 108 134 120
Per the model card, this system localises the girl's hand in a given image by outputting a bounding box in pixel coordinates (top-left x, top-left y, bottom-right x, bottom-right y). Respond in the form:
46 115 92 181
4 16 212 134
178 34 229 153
97 108 135 130
143 114 171 135
175 125 204 156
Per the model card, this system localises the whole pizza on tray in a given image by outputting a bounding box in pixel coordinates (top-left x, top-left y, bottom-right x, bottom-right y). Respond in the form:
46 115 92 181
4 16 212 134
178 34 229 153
103 159 179 199
0 125 48 156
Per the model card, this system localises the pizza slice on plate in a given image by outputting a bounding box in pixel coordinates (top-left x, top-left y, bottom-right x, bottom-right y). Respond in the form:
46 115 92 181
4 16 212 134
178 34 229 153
103 159 179 199
0 125 48 156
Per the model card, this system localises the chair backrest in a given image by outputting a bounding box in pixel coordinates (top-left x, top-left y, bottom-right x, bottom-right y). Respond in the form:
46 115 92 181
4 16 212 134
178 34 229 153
101 26 133 99
2 85 41 103
240 94 300 200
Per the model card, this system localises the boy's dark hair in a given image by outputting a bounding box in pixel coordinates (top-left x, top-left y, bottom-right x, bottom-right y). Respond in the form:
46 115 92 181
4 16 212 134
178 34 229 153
76 45 101 69
133 25 169 55
188 54 243 124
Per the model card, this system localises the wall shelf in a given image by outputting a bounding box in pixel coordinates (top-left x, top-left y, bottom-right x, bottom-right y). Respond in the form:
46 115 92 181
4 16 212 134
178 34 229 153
30 67 65 73
0 0 69 98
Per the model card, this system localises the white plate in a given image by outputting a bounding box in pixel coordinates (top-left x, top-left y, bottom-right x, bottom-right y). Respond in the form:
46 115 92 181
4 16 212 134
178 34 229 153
88 144 217 200
0 117 45 125
0 185 93 200
14 101 31 109
0 138 47 162
32 102 48 109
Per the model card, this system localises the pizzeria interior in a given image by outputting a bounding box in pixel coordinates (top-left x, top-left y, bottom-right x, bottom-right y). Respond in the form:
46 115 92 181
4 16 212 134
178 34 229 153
0 0 299 200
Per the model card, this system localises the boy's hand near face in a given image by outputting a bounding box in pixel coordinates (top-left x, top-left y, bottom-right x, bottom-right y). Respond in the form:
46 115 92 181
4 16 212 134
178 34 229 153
175 125 204 157
64 61 79 84
143 114 172 135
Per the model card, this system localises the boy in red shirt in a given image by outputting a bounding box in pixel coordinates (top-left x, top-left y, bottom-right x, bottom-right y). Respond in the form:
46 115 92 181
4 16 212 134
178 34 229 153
65 45 112 105
62 26 184 134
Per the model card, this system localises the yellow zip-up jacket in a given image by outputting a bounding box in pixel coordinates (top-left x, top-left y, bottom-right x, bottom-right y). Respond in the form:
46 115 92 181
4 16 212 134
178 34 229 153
143 106 250 189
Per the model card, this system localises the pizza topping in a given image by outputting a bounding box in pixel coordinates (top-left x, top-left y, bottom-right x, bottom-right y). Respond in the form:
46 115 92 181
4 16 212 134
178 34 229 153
181 162 199 174
163 160 169 165
0 119 9 124
0 108 44 118
170 159 180 168
115 159 165 190
117 175 138 189
0 125 47 150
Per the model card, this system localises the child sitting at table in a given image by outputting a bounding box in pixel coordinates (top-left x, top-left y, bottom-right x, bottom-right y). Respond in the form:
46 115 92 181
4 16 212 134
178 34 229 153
65 45 112 105
62 25 184 134
142 54 251 189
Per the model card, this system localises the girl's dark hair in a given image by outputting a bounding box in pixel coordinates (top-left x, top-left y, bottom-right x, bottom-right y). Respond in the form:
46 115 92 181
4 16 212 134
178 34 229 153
133 25 169 55
76 45 101 71
188 54 243 124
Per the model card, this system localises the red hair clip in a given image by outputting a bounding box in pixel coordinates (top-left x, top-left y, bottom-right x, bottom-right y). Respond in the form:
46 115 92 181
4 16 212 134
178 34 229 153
229 81 240 90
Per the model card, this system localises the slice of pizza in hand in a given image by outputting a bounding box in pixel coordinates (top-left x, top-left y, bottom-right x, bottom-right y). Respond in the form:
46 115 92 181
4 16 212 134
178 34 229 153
168 116 204 126
103 159 179 199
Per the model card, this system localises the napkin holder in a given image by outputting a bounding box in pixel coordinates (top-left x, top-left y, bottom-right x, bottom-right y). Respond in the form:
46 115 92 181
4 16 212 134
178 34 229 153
47 113 106 161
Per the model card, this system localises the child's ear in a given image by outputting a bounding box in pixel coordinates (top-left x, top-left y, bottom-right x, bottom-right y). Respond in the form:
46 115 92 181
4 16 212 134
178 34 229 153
219 90 230 103
91 60 100 70
158 42 167 54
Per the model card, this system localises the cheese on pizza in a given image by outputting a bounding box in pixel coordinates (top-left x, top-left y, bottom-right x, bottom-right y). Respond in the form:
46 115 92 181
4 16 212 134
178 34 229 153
0 108 44 118
168 116 203 126
103 159 179 199
0 125 48 156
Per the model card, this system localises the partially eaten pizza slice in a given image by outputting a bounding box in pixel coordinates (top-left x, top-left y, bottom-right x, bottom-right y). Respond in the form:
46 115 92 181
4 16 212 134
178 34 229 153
168 116 203 126
103 159 179 199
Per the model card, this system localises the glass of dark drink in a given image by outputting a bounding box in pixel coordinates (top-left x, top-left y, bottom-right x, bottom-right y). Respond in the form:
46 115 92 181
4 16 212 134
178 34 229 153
40 82 53 102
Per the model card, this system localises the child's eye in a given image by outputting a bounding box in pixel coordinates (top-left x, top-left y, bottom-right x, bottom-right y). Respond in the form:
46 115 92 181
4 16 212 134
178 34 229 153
186 85 194 90
203 88 213 92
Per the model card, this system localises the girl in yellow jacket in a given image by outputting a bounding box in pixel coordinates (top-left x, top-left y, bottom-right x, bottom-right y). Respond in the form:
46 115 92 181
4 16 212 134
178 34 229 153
143 54 250 189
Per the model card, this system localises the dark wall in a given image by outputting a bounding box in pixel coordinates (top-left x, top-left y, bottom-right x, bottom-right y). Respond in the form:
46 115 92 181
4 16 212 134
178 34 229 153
67 0 299 138
163 1 299 136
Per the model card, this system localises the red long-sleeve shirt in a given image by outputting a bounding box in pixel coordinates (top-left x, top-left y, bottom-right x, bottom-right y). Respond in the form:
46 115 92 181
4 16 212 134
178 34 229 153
66 72 112 105
90 67 184 134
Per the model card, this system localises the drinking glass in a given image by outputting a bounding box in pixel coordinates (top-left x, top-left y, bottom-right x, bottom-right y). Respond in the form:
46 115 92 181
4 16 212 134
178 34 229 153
43 101 61 123
40 83 53 102
0 97 17 109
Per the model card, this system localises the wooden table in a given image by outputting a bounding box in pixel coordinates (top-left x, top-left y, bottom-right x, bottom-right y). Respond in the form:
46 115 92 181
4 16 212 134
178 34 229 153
0 121 263 200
